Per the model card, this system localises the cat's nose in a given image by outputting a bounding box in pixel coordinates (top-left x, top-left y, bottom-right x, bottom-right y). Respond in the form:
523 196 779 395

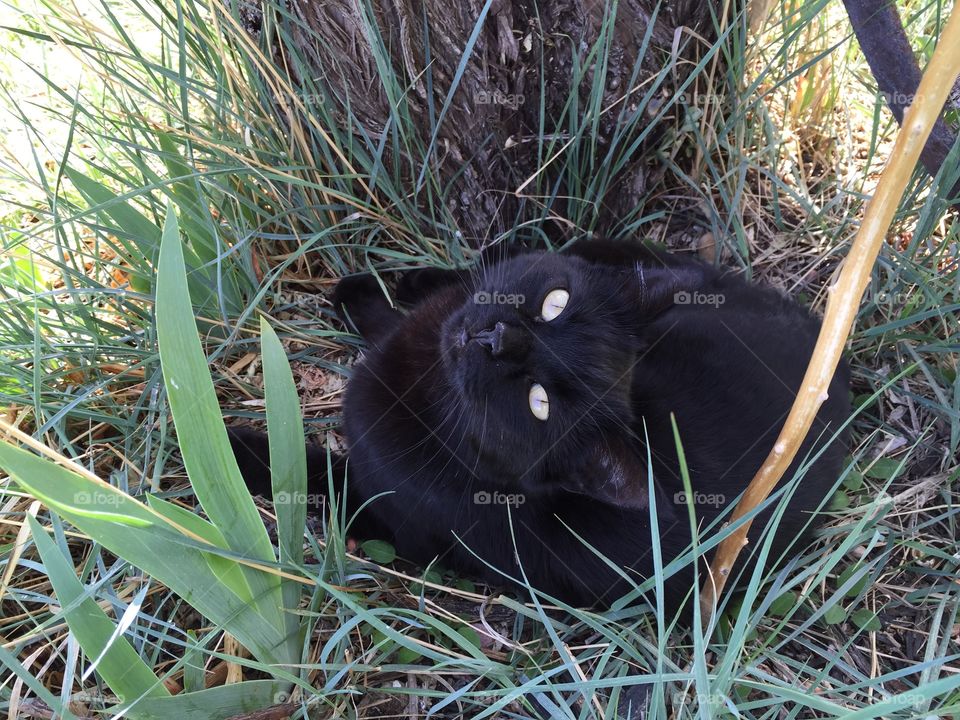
470 321 530 358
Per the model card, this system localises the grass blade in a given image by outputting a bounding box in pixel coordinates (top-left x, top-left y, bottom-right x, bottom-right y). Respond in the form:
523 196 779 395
260 315 308 642
26 515 170 703
155 203 292 657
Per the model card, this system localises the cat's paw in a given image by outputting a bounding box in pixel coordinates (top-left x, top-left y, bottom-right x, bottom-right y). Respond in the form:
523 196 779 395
227 427 273 498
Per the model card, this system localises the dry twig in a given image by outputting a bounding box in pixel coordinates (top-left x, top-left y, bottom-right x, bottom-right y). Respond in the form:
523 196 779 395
699 7 960 624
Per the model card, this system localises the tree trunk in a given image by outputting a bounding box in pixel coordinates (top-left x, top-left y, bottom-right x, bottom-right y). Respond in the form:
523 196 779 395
842 0 960 202
236 0 722 244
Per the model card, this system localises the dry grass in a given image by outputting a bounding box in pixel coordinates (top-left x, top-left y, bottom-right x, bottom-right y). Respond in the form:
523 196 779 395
0 0 958 717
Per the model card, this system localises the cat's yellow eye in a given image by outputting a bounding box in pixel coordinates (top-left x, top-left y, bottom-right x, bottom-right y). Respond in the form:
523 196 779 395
528 383 549 421
540 289 569 321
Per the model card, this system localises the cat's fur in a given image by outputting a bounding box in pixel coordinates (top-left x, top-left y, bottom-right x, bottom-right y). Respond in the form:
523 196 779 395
230 240 850 608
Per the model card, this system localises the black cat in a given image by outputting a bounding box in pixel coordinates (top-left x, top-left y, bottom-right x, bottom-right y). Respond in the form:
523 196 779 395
230 240 850 609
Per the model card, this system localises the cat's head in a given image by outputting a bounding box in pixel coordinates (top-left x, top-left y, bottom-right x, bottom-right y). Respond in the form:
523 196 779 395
439 251 657 496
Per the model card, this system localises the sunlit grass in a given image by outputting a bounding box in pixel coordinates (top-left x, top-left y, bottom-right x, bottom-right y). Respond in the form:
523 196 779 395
0 0 957 717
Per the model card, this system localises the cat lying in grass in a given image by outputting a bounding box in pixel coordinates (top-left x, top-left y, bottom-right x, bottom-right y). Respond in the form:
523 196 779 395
231 240 850 608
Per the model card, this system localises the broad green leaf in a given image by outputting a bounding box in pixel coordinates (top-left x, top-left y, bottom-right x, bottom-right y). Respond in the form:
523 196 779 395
145 496 255 605
28 516 170 702
454 624 481 651
120 679 290 720
65 168 157 259
822 604 846 625
395 645 424 665
182 631 204 694
260 316 308 640
43 503 154 527
152 132 245 315
65 168 157 244
842 470 864 491
156 132 219 265
369 628 424 665
454 578 476 593
144 495 227 546
864 457 902 480
0 446 158 529
361 539 396 564
837 563 870 598
829 490 850 510
409 566 442 597
768 591 798 617
65 166 213 301
156 205 289 653
0 441 290 665
851 608 882 631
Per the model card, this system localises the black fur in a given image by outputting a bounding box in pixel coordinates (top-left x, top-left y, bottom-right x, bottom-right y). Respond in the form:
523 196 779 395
230 240 850 609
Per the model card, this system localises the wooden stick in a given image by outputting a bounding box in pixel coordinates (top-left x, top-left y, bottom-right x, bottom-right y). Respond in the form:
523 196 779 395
699 7 960 624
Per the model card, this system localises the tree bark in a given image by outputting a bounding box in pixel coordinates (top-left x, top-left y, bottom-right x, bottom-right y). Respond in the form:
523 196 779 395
236 0 722 244
842 0 960 202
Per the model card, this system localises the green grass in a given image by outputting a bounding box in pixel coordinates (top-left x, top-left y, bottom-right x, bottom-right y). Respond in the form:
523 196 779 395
1 0 958 717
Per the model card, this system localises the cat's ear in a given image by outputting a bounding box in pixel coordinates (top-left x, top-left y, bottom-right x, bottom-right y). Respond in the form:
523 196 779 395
333 274 402 343
562 435 674 514
640 264 710 317
622 263 710 319
396 267 468 305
